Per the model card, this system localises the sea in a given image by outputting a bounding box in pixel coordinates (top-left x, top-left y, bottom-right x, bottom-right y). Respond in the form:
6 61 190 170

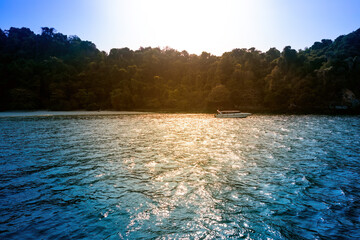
0 113 359 239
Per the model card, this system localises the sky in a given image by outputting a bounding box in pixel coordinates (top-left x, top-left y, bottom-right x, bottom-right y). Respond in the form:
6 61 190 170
0 0 360 55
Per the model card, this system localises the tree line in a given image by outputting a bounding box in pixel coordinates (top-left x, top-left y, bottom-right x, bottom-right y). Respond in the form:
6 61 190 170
0 27 359 113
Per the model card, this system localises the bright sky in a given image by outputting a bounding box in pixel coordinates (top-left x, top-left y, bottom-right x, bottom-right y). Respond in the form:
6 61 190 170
0 0 360 55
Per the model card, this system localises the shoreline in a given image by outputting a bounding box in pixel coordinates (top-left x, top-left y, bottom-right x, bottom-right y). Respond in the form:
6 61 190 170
0 109 359 118
0 110 154 118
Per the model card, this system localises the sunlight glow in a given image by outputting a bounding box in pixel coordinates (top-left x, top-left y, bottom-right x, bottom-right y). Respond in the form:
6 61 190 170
98 0 274 55
2 0 360 55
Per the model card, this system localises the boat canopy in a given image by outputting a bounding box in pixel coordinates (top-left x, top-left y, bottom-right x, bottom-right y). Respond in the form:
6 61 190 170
217 110 241 114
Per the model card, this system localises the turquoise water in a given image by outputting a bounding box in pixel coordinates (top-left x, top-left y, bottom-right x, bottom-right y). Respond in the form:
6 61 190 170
0 114 359 239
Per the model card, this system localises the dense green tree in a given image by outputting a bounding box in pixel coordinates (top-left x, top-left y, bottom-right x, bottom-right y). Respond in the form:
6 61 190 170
207 84 231 109
0 27 359 112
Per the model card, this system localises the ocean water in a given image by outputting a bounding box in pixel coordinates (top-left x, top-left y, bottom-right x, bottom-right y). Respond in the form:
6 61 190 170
0 114 359 239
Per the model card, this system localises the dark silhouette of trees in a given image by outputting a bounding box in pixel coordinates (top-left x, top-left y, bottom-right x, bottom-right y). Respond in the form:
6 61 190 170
0 27 359 112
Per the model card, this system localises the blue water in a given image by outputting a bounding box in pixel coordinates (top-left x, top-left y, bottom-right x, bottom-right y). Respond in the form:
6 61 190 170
0 114 359 239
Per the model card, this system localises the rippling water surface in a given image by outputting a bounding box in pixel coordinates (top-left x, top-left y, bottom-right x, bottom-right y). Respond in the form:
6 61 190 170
0 114 359 239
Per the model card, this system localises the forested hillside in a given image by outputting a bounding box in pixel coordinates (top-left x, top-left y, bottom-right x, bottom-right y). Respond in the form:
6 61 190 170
1 27 359 112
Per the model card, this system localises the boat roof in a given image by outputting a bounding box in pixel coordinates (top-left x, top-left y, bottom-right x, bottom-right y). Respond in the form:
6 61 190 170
218 110 241 113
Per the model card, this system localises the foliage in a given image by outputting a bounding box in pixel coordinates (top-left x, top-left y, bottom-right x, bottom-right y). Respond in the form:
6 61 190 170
1 27 360 112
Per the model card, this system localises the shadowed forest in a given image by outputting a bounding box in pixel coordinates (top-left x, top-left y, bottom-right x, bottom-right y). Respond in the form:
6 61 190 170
1 27 359 112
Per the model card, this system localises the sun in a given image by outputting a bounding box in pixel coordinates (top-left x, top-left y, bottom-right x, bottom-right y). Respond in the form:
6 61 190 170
98 0 272 55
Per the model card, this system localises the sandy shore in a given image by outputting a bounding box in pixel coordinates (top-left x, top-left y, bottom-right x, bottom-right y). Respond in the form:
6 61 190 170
0 110 153 118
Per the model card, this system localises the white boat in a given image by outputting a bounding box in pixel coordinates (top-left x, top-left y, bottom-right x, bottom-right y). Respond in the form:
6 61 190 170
215 110 251 118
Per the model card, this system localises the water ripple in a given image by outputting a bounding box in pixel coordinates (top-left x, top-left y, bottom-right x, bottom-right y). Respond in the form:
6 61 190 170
0 114 359 239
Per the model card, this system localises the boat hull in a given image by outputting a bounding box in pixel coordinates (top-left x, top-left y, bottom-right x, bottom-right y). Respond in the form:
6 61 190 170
215 113 251 118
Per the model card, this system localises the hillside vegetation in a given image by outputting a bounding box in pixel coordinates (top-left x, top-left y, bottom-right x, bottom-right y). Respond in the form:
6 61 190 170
1 27 359 112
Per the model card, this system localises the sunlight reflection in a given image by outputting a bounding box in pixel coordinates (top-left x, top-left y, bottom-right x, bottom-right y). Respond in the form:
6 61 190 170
118 115 252 236
3 114 359 239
